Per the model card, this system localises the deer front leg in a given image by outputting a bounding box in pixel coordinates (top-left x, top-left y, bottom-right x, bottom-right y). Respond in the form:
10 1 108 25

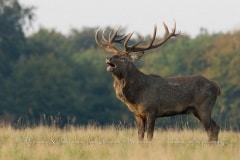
146 115 156 141
135 116 146 141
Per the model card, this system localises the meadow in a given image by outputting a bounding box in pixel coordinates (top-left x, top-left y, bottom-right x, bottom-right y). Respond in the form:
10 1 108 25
0 125 239 160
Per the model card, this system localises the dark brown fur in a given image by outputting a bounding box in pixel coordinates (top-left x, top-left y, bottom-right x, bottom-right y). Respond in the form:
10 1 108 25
107 55 220 141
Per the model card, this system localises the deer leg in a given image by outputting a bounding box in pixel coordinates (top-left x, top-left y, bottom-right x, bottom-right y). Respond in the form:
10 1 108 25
146 115 156 142
210 119 220 141
202 118 219 142
135 116 146 141
193 107 219 142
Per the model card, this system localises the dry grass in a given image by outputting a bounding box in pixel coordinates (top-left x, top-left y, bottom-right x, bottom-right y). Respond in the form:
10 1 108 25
0 125 239 160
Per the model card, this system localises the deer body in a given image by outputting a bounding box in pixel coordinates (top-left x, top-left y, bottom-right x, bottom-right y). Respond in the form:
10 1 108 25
96 21 220 141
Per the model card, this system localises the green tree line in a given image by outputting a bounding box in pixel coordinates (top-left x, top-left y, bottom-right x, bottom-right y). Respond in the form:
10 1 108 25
0 0 239 129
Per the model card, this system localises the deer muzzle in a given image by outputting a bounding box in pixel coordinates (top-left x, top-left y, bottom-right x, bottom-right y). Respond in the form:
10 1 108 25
106 58 116 72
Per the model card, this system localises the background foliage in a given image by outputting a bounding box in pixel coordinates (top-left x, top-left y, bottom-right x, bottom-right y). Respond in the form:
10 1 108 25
0 0 239 129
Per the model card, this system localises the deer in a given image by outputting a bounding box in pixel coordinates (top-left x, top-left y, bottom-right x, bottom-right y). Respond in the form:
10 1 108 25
95 21 221 142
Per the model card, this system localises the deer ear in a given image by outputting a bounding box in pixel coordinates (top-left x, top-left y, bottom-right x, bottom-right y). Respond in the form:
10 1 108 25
129 51 144 60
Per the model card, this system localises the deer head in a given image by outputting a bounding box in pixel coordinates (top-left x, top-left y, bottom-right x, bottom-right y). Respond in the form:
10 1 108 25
95 21 179 77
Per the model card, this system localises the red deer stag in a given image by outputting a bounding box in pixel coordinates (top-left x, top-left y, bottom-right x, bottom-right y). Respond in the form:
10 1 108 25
95 21 221 142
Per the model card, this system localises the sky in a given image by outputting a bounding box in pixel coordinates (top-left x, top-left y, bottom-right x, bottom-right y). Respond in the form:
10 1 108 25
19 0 240 37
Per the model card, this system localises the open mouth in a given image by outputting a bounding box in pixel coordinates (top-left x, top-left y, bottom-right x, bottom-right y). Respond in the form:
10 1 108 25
107 62 116 68
106 62 116 72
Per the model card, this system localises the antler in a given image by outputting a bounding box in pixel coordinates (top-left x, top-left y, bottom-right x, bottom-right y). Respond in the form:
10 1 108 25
123 21 179 53
95 21 179 56
95 26 127 54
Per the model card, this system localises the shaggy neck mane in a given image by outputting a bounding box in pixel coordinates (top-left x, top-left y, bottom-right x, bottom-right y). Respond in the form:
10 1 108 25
113 63 147 104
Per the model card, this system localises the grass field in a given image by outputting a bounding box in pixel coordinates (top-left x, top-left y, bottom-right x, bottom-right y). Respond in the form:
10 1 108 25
0 125 239 160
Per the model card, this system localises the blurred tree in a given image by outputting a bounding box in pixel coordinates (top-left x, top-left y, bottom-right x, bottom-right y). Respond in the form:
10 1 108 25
2 49 132 126
0 0 34 122
26 28 67 56
67 27 98 53
0 0 34 65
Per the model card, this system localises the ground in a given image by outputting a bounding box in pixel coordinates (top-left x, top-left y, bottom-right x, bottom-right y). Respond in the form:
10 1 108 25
0 125 239 160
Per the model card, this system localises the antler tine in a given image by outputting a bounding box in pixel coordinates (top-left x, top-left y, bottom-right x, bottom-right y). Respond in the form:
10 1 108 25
162 22 170 37
108 26 128 43
129 37 144 48
95 29 106 49
145 24 157 49
114 34 129 43
109 26 121 42
108 31 113 41
149 21 176 48
123 32 134 52
101 30 109 44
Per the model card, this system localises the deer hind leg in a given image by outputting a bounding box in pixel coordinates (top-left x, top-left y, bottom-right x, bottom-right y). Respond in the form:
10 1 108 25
193 105 220 142
135 116 146 141
209 119 220 141
201 117 220 142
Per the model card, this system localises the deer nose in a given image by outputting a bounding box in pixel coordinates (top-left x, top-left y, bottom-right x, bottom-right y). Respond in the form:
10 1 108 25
106 57 112 62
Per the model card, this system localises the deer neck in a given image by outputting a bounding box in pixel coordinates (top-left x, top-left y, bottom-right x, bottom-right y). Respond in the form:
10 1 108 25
113 63 146 104
113 62 144 83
